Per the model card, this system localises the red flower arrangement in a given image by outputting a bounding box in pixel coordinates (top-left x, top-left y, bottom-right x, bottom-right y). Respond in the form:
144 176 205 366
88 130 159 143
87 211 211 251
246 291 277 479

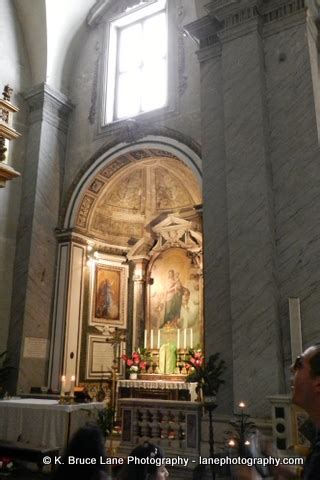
121 349 149 373
188 349 204 368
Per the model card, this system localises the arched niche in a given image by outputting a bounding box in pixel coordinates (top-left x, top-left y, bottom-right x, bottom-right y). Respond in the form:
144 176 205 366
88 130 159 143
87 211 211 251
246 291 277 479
50 139 202 391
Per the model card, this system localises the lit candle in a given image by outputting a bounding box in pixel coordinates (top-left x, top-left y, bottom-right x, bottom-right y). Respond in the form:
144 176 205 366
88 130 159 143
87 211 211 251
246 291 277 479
70 375 75 397
190 328 193 348
183 328 187 349
239 401 246 409
177 329 180 349
228 439 236 447
144 329 147 349
157 330 161 349
60 375 66 396
150 329 154 349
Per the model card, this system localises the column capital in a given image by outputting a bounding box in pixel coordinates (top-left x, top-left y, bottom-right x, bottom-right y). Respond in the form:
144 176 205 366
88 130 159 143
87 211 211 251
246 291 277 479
23 83 74 132
131 257 149 283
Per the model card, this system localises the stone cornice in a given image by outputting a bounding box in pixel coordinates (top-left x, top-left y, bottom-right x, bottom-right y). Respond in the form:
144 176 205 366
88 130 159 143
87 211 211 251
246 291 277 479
23 83 74 132
185 0 307 51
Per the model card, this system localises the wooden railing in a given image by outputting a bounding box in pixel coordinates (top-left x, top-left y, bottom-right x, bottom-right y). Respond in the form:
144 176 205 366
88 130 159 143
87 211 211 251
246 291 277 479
118 399 202 461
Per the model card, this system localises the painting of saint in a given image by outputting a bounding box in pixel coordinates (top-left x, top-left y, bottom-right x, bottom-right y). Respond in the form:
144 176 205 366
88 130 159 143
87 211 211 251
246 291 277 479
94 266 120 321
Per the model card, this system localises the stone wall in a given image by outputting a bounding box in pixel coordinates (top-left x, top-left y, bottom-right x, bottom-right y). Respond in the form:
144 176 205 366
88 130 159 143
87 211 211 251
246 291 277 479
0 0 30 353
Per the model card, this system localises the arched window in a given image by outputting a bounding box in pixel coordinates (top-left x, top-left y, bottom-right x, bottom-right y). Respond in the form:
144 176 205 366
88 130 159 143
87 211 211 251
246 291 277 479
105 0 168 124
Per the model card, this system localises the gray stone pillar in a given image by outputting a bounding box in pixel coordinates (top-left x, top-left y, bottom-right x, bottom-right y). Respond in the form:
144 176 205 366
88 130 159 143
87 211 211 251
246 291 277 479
186 1 285 416
221 9 283 415
7 83 73 393
185 14 233 414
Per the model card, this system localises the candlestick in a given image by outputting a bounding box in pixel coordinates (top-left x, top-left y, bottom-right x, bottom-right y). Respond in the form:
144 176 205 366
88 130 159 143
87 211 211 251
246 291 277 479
157 330 161 349
177 329 180 349
60 375 66 396
190 327 193 348
70 375 75 397
150 329 154 349
183 328 187 349
144 329 147 349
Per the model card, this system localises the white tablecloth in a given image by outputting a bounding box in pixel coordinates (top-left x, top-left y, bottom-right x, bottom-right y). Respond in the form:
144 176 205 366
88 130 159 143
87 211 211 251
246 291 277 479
118 380 197 401
0 399 104 448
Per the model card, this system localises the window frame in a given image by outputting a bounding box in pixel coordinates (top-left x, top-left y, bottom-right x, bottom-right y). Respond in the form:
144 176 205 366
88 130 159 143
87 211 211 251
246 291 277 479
100 0 177 130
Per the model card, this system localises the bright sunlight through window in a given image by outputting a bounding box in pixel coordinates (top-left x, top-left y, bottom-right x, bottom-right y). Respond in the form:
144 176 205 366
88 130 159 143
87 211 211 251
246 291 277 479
105 1 167 123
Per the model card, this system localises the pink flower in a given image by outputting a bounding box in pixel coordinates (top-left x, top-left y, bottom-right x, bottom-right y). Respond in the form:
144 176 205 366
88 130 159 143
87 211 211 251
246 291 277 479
126 359 133 367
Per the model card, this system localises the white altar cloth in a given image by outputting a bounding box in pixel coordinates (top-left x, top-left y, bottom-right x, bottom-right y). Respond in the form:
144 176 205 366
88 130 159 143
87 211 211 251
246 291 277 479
0 399 104 448
117 380 197 401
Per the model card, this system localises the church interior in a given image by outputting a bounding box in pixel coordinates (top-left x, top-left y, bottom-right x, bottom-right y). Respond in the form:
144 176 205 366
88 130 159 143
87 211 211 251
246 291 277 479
1 0 320 478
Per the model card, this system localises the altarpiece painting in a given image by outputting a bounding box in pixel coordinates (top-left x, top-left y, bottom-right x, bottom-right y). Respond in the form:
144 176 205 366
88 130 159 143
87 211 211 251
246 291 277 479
148 247 202 350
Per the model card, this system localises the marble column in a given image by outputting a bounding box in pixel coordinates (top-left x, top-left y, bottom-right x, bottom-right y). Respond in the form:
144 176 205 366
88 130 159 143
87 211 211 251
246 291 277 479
131 258 148 350
6 83 73 393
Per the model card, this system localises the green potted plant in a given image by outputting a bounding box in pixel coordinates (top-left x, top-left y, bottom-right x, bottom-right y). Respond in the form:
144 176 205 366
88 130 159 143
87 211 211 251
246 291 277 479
96 406 115 439
186 350 226 480
185 349 226 403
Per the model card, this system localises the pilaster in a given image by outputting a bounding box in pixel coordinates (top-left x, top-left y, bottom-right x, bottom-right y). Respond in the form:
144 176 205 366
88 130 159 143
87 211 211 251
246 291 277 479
185 0 285 417
7 83 73 393
131 258 149 350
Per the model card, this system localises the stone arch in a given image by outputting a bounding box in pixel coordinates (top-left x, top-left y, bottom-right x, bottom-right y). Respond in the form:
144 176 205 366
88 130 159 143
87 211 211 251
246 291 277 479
63 135 202 231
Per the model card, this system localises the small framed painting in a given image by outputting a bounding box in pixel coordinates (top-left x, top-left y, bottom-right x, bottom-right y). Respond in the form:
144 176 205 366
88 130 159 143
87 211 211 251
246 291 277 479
90 261 128 327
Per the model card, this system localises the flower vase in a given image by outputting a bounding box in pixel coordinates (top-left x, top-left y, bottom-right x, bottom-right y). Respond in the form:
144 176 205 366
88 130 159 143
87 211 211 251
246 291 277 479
129 372 138 380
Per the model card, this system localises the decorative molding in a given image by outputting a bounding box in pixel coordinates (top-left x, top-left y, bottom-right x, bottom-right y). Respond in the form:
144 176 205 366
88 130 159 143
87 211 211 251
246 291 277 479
87 0 153 27
61 134 201 231
23 83 74 132
88 42 101 125
176 2 188 97
185 0 307 48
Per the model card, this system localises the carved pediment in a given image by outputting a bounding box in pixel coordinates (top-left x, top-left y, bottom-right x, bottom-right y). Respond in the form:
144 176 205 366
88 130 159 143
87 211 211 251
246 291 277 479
151 214 202 254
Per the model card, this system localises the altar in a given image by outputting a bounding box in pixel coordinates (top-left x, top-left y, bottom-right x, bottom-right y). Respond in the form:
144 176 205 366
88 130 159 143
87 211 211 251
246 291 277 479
0 399 104 449
117 379 197 402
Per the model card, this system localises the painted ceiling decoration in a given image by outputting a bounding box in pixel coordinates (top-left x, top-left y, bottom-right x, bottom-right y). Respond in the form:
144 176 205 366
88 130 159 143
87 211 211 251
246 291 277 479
75 149 201 246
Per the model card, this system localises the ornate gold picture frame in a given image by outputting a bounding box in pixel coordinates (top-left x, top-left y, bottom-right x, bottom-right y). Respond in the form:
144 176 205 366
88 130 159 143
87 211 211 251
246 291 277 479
90 261 128 327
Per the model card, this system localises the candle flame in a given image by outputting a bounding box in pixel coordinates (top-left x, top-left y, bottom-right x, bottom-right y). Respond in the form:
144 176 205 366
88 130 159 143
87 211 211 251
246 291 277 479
239 401 246 408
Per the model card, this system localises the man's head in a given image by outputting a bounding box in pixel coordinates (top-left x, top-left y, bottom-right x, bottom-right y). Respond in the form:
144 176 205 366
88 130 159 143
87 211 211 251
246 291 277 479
291 345 320 420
